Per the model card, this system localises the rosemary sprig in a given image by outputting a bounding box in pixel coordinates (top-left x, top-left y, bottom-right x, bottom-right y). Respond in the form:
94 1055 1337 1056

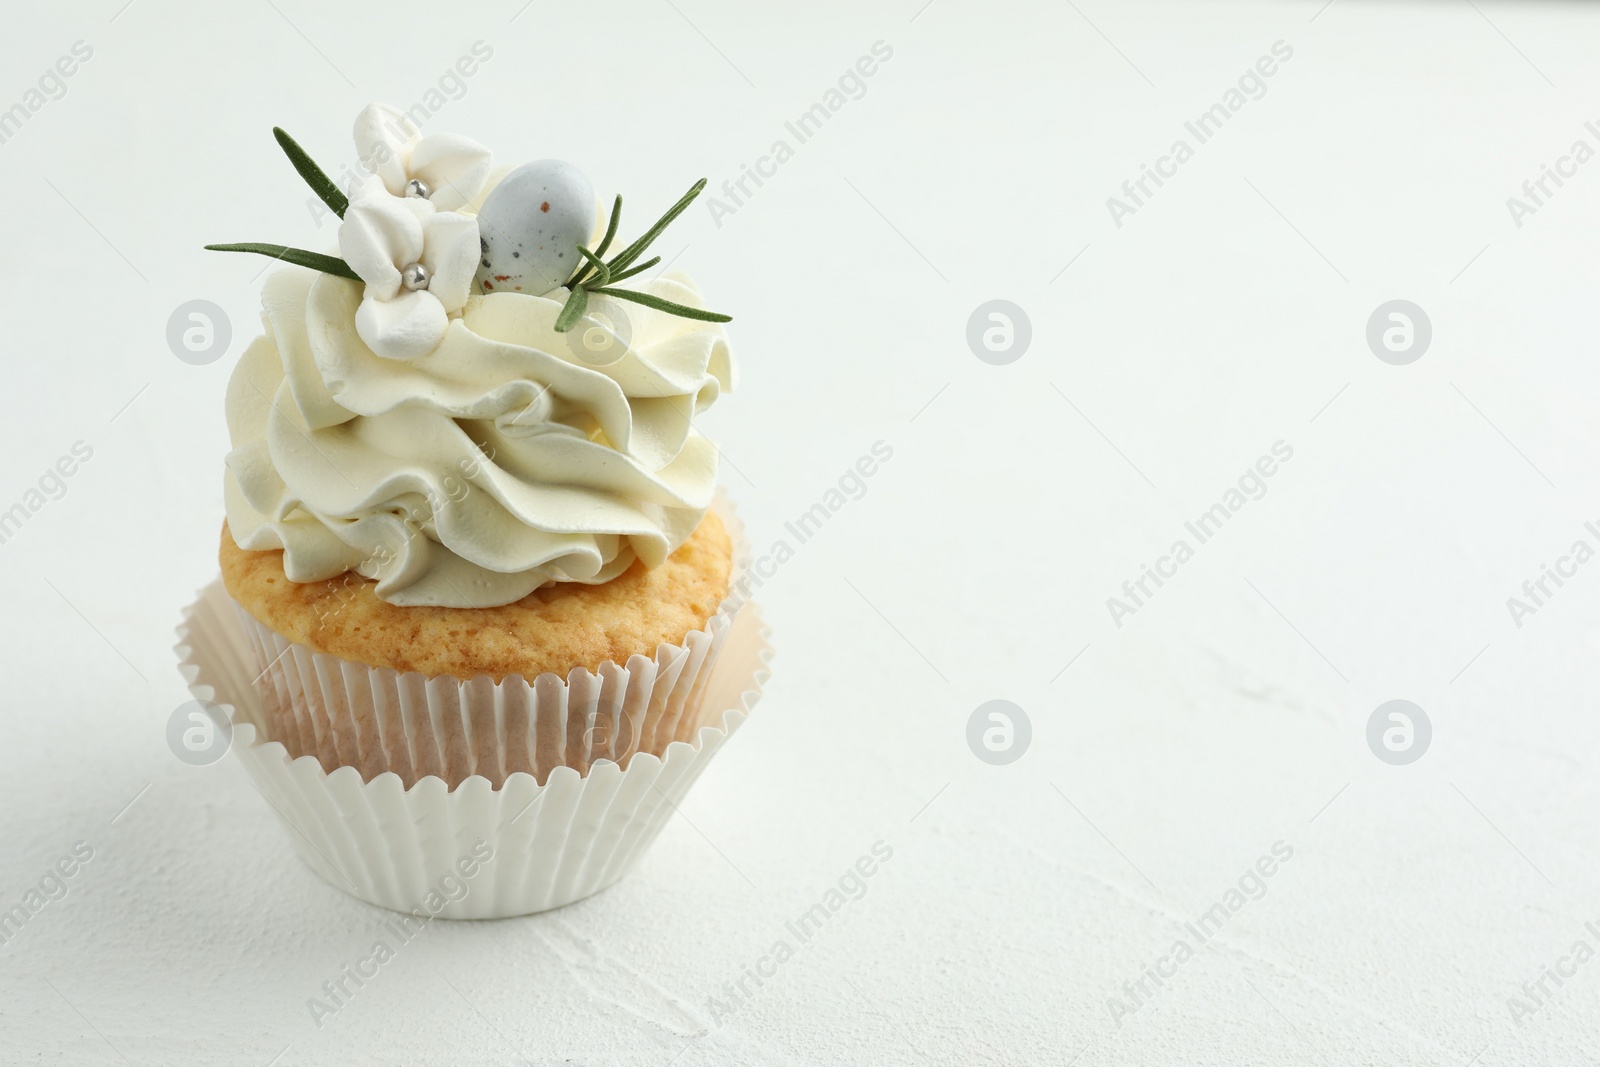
204 128 358 282
587 286 732 323
575 246 611 288
554 179 730 332
562 195 621 290
553 284 589 333
607 179 705 275
273 127 347 218
607 256 660 285
205 243 361 280
592 195 622 259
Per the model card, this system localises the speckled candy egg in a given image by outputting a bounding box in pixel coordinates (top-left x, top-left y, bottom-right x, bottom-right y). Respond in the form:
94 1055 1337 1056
474 160 596 297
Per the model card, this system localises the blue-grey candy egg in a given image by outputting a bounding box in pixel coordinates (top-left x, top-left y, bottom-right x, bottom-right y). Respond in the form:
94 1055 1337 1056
474 160 596 298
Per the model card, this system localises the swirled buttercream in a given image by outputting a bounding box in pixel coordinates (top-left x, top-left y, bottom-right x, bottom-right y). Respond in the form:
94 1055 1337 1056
222 251 734 607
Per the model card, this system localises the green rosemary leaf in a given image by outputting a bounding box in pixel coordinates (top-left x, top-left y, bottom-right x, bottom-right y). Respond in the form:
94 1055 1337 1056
576 246 611 288
593 195 622 259
590 285 730 323
273 127 348 218
606 179 706 274
565 197 624 289
606 256 661 285
553 285 589 333
205 243 361 280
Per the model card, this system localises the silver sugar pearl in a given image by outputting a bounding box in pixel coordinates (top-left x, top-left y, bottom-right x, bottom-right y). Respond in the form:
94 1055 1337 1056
404 178 432 200
401 262 430 291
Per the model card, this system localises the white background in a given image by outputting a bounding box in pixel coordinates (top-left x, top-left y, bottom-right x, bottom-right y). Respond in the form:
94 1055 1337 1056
3 0 1600 1063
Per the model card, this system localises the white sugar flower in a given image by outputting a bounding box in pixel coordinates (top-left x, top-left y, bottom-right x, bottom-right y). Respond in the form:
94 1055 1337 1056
338 176 479 361
352 103 492 212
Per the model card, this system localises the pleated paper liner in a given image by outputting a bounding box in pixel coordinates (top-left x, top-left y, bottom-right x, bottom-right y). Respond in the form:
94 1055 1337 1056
176 579 768 917
234 499 753 789
173 498 770 917
232 592 734 789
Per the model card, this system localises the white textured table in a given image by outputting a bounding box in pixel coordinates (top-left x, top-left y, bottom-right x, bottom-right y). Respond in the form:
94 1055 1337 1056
3 1 1599 1063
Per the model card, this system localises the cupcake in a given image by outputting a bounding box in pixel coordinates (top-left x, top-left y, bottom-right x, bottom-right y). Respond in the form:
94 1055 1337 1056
176 104 768 917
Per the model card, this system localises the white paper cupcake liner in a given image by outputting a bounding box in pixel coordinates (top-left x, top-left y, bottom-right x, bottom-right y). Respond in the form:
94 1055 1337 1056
234 500 753 790
231 594 734 789
173 500 770 918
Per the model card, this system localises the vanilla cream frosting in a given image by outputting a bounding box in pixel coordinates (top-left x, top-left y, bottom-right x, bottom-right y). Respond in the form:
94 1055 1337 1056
223 245 734 607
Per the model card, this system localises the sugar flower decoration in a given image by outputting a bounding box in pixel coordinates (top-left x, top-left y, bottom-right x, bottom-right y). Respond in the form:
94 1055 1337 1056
352 103 492 212
337 176 479 361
